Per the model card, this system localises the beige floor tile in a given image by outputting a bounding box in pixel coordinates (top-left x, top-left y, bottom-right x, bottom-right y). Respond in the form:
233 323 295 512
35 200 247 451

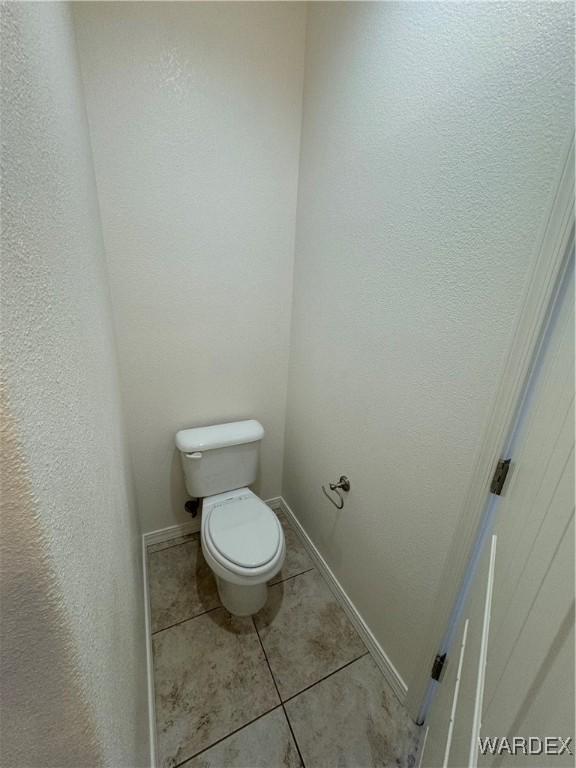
148 536 220 632
255 569 367 700
153 608 280 767
285 655 420 768
182 708 302 768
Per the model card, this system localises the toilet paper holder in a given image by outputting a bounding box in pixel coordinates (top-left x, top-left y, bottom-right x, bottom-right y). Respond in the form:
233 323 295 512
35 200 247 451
322 475 350 509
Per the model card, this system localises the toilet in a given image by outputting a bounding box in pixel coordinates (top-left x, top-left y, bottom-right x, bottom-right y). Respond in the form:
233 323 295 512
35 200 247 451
175 419 285 616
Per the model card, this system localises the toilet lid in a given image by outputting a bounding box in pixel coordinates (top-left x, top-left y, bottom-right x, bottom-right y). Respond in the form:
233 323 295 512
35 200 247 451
207 495 281 568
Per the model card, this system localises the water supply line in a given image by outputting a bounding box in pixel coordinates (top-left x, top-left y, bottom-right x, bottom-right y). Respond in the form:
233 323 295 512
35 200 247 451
322 475 351 509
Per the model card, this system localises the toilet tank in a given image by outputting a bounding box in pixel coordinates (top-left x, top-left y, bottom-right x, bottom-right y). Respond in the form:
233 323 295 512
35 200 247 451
175 420 264 498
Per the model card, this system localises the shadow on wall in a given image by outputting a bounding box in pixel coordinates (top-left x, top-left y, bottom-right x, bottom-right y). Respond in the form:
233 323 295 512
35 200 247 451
0 391 102 768
170 447 189 522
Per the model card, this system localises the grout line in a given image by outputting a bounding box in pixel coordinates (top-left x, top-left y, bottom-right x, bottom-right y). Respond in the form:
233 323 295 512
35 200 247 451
151 605 221 636
269 566 315 587
149 532 368 768
276 496 408 704
151 548 315 638
252 617 307 768
252 615 282 701
282 651 370 706
280 701 307 768
151 567 315 637
148 516 376 768
281 702 307 768
147 535 199 555
173 704 284 768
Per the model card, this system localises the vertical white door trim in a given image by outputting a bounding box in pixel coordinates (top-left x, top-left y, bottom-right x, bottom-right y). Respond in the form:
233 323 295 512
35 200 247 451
469 535 498 768
442 618 470 768
407 133 575 720
417 727 430 768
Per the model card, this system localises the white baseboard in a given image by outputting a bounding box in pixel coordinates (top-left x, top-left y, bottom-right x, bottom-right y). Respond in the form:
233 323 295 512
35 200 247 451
141 536 158 768
268 496 408 704
142 519 200 548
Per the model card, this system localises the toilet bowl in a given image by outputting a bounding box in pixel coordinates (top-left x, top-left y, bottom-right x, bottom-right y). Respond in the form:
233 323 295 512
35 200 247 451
201 488 285 615
175 419 284 616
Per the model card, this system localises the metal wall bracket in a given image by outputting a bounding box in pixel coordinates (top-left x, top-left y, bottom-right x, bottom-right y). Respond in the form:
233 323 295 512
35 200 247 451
322 475 351 509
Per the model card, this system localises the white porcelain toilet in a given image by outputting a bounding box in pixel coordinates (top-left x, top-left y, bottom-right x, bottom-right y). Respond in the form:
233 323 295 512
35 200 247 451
175 419 285 616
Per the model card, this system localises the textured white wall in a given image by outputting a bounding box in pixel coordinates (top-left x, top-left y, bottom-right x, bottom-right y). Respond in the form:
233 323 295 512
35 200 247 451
284 2 574 684
74 2 307 534
1 4 148 766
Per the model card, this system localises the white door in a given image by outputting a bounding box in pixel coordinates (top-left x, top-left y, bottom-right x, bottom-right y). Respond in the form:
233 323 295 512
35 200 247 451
421 259 574 767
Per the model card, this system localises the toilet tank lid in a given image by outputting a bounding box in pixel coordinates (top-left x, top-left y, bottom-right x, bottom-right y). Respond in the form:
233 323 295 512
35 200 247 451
175 419 264 452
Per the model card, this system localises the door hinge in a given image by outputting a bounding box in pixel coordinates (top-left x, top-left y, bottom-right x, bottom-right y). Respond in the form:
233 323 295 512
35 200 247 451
431 653 447 682
490 458 511 496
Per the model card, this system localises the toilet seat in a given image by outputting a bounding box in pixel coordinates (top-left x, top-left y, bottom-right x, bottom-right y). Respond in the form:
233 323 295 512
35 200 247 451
207 494 282 568
201 489 285 581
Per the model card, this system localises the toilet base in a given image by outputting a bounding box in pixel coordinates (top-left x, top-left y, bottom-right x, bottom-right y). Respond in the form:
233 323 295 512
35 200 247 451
216 577 267 616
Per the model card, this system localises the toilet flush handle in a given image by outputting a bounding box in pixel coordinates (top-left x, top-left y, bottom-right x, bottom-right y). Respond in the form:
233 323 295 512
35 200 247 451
185 451 203 459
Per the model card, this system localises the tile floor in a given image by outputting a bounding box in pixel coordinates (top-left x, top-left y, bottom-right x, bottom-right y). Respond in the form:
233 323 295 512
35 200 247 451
147 506 420 768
